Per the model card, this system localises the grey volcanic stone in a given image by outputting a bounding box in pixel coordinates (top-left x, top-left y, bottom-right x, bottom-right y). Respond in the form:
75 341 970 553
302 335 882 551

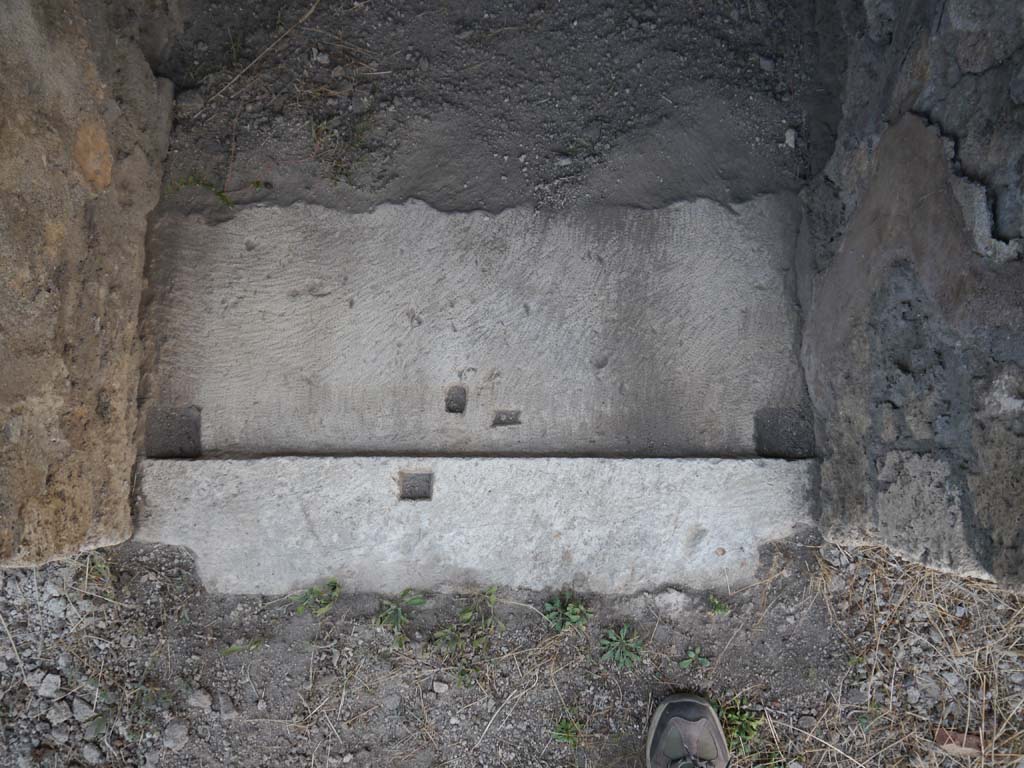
802 115 1024 582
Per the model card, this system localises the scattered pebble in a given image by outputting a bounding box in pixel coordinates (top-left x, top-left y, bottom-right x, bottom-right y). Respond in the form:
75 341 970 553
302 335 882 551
47 701 72 725
37 673 61 698
215 691 238 720
82 744 104 766
432 680 449 694
82 716 106 741
188 689 213 711
72 697 95 723
163 720 190 752
846 689 869 705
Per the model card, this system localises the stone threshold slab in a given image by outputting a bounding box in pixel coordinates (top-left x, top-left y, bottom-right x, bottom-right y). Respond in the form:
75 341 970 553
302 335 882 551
135 457 817 594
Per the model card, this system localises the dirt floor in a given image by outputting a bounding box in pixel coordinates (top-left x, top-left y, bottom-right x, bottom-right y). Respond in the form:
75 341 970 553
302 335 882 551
0 540 1019 768
152 0 841 215
2 539 1023 767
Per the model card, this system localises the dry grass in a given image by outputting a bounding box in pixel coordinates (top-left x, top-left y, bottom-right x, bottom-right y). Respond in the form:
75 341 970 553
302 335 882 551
778 545 1024 768
293 603 600 767
196 0 323 119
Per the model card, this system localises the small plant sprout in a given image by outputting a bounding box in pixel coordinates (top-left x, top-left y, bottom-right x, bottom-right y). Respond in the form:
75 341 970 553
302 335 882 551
376 589 426 646
553 717 583 748
460 586 503 645
716 699 763 756
708 594 731 616
222 638 263 655
171 172 234 206
678 646 711 669
431 586 504 661
543 592 592 631
600 625 643 669
290 578 341 617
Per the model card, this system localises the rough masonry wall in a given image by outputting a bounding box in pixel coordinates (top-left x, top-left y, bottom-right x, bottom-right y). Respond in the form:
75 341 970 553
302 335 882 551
804 0 1024 582
0 0 176 565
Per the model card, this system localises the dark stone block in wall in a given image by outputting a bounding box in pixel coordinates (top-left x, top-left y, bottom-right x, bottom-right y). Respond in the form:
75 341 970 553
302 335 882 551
145 406 202 459
754 406 816 459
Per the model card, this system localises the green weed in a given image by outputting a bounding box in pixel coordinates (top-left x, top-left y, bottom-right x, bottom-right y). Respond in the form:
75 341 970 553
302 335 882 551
226 29 242 66
171 173 234 206
310 120 336 154
563 137 596 159
553 717 583 748
756 752 789 768
708 594 731 616
290 578 341 617
222 639 263 655
716 699 763 756
543 592 592 632
376 589 426 646
325 113 375 181
600 625 643 669
432 587 503 660
82 554 115 598
431 624 462 655
678 646 711 669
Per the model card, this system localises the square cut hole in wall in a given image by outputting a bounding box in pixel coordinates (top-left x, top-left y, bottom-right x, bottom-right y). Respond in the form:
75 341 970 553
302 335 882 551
398 471 433 501
491 410 522 427
445 385 467 414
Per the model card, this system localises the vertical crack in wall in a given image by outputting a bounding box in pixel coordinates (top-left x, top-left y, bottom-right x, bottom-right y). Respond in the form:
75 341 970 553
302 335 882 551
913 110 1024 263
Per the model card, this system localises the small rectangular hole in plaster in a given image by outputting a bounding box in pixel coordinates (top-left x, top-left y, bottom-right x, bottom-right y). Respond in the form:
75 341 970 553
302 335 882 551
399 471 433 501
491 410 522 427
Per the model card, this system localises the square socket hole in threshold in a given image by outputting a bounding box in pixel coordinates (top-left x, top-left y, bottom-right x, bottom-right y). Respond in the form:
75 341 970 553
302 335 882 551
398 471 433 501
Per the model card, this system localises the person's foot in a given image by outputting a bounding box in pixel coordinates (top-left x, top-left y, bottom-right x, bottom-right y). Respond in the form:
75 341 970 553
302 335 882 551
645 694 731 768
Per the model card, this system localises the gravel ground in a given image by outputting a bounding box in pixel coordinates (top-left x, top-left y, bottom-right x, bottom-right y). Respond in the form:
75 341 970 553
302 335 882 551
2 539 1022 767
